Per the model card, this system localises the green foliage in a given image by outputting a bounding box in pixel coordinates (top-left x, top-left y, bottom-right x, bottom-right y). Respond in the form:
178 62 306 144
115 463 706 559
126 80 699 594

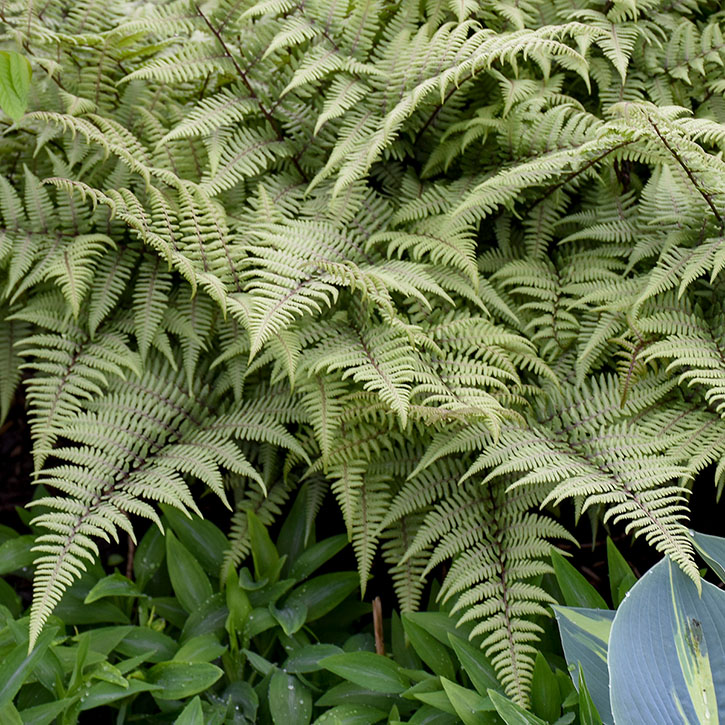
0 489 374 723
1 0 725 712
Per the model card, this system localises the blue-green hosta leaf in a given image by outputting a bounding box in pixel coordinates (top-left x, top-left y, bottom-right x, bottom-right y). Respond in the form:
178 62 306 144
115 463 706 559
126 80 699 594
0 52 31 121
609 557 725 724
551 606 614 724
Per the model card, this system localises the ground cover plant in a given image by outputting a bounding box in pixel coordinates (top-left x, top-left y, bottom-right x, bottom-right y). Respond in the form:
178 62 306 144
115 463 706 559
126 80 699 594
1 0 725 720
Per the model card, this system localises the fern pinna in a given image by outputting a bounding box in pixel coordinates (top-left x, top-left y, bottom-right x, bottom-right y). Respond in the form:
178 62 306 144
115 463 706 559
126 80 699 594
1 0 725 706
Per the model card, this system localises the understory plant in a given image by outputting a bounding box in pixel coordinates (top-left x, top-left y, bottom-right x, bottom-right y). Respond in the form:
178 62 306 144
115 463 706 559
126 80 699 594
1 0 725 711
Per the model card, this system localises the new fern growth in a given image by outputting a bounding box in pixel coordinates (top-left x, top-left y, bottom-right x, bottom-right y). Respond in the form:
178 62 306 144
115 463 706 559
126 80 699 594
1 0 725 708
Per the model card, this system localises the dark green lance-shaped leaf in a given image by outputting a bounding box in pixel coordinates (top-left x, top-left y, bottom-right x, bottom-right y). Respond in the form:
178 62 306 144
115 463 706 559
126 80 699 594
162 505 228 576
320 652 409 693
402 613 456 680
440 678 497 724
0 578 20 617
248 510 280 582
578 670 603 725
134 525 165 590
147 661 223 700
290 534 348 580
692 530 725 585
0 536 36 575
448 634 500 696
166 531 213 613
174 634 226 663
18 699 73 725
404 611 473 646
284 571 359 621
180 593 227 641
488 690 547 724
277 485 311 571
606 538 637 607
115 627 179 663
270 600 307 635
530 652 561 722
551 550 608 609
284 643 344 673
80 679 163 710
609 557 725 724
85 573 143 603
0 626 57 707
551 606 614 724
226 567 252 638
316 681 400 708
0 52 31 121
175 696 204 725
313 704 387 723
406 706 458 724
269 671 312 725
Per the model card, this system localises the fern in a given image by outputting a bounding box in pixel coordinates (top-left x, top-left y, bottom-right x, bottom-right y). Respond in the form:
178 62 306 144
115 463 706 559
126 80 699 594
2 0 725 708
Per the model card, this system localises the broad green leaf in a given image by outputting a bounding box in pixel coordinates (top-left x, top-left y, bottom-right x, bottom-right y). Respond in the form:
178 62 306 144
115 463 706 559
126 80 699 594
290 535 348 580
268 671 312 725
692 531 725 585
448 634 500 697
577 670 602 725
440 678 496 724
0 703 21 725
147 661 223 700
162 505 228 577
134 524 165 591
316 681 400 708
226 565 252 641
0 626 57 707
606 538 637 607
406 706 459 724
284 572 359 621
320 652 409 693
0 536 36 575
166 531 213 613
402 613 456 680
277 485 312 570
609 558 725 724
551 606 614 724
488 690 547 724
173 634 226 662
180 593 228 641
115 627 178 663
404 611 474 646
248 510 280 582
0 52 31 121
284 644 344 673
85 573 143 603
313 704 387 724
551 550 608 609
270 600 307 635
18 699 73 725
80 679 163 710
530 653 561 722
175 696 204 724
